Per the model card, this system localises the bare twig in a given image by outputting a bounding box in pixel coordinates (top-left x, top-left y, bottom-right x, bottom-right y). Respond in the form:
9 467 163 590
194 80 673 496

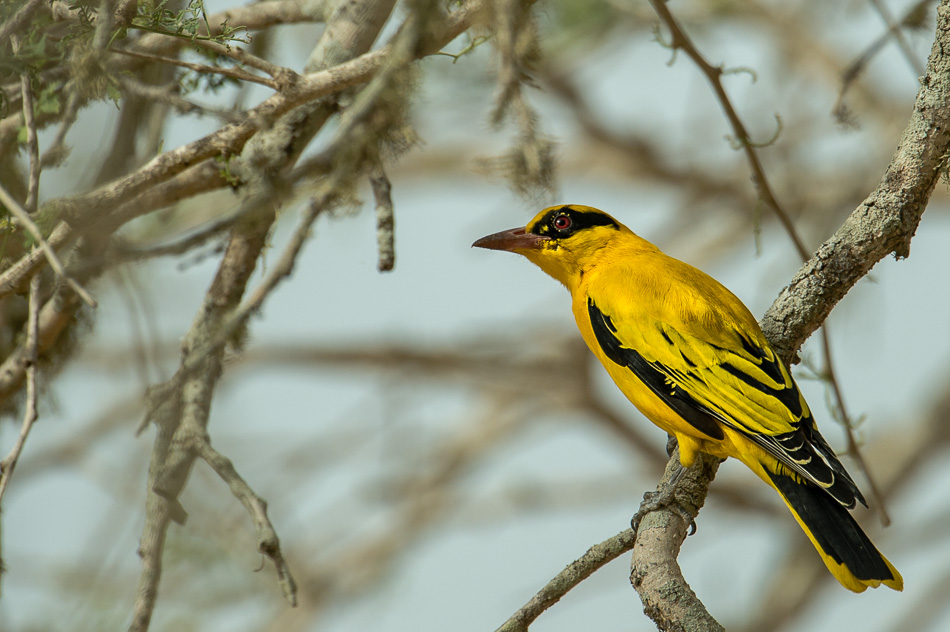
835 0 931 119
20 75 40 213
0 273 43 505
106 216 237 266
761 0 950 359
195 440 297 605
132 203 276 631
647 0 809 260
190 38 298 85
869 0 927 76
820 326 891 526
135 195 331 416
495 529 638 632
112 48 281 90
0 185 97 307
116 74 244 122
39 89 81 169
370 165 395 272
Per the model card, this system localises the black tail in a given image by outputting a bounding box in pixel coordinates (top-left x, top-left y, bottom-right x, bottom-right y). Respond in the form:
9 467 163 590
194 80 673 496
766 470 902 592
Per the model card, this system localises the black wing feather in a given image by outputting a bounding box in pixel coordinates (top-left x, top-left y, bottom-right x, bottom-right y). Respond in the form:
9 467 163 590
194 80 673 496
587 298 865 509
588 299 725 441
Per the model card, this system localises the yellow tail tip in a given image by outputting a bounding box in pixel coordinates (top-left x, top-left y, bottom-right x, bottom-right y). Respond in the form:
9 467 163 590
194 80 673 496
828 556 903 593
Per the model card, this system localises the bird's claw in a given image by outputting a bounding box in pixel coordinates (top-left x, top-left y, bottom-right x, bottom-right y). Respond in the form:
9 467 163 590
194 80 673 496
630 488 697 536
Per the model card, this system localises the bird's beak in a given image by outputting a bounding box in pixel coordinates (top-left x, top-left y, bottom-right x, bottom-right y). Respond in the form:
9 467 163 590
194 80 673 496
472 227 546 252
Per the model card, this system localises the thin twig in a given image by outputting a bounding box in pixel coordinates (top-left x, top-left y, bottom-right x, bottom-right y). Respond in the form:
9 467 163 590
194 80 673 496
116 74 244 122
131 204 275 630
819 326 891 525
370 164 395 272
39 90 80 169
195 440 298 605
835 0 931 118
112 48 281 90
190 38 297 85
495 529 638 632
106 215 237 266
869 0 927 76
212 194 329 343
20 74 40 213
0 184 97 307
648 0 808 259
0 273 43 505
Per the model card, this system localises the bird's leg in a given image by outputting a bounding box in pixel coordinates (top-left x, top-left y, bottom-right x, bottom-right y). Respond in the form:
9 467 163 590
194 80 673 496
631 445 698 536
665 433 678 457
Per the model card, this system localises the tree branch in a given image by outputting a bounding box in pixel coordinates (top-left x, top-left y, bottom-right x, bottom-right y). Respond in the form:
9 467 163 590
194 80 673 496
45 0 486 226
630 452 724 632
761 0 950 361
195 430 298 604
496 529 638 632
0 273 42 505
112 48 281 90
0 185 97 307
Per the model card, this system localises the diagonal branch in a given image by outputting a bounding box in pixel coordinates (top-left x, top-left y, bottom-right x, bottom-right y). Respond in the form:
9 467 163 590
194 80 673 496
761 0 950 360
43 0 486 228
0 185 97 307
195 438 297 604
647 0 808 260
112 48 281 90
495 529 638 632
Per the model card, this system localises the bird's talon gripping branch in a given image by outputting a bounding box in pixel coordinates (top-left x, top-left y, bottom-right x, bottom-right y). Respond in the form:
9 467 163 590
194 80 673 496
474 204 902 592
630 466 697 536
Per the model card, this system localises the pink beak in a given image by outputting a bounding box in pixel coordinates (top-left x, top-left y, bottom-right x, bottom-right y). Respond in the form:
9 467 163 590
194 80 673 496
472 227 547 252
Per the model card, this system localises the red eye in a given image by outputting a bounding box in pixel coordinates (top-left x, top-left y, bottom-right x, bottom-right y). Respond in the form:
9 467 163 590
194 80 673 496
553 214 572 231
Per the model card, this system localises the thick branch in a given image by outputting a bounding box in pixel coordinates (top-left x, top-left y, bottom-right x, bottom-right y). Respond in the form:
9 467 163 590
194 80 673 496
630 452 723 632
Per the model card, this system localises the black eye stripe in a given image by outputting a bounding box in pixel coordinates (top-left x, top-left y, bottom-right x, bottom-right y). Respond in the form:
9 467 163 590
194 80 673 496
529 207 619 237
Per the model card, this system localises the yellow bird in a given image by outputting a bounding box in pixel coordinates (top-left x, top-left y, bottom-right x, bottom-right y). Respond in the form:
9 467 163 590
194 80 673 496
473 204 902 593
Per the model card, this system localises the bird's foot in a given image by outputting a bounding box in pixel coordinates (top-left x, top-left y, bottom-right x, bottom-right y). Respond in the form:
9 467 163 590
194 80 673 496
631 489 697 536
630 460 697 536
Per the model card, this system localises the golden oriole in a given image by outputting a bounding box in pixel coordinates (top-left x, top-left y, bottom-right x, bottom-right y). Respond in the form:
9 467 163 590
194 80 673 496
473 204 902 593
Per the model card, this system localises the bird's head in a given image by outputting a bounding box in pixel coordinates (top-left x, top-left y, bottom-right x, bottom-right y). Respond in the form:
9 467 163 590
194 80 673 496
472 204 629 290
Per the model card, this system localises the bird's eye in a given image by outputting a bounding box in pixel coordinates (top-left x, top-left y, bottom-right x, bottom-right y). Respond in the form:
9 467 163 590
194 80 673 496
553 214 572 231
